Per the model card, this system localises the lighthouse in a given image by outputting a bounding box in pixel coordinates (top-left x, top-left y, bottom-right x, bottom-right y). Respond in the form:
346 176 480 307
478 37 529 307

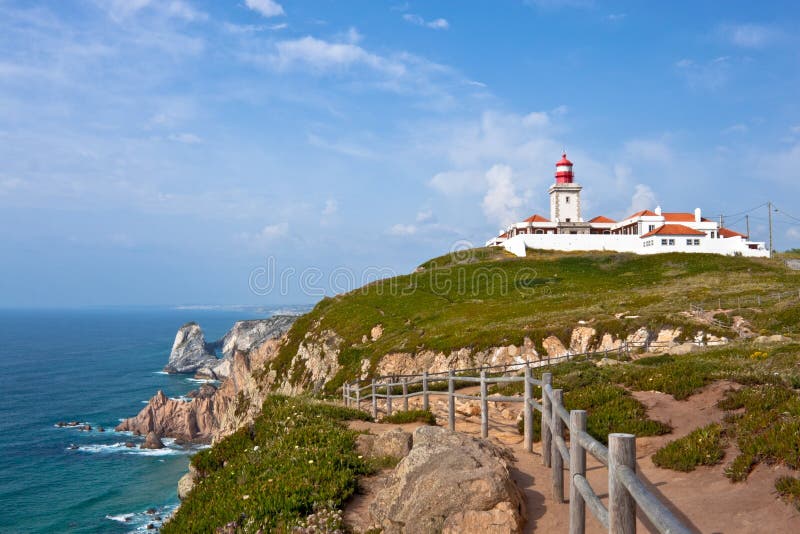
549 152 584 226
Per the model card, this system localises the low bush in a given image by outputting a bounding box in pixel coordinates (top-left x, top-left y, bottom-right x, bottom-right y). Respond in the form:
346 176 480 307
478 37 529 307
381 409 437 425
164 396 371 533
652 423 726 472
775 476 800 511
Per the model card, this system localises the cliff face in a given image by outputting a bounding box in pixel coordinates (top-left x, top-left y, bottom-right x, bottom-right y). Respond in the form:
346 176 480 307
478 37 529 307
117 335 285 443
163 323 217 374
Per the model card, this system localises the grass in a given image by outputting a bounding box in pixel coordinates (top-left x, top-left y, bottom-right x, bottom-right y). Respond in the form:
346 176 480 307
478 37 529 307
652 423 726 472
163 396 371 534
380 409 437 425
775 476 800 511
262 249 799 393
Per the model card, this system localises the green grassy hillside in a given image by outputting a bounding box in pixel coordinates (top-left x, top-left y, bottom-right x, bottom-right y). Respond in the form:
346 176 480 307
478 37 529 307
270 249 800 391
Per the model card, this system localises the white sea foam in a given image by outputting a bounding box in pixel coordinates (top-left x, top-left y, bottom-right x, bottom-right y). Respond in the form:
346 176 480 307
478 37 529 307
71 441 191 456
169 395 192 402
152 371 170 375
185 377 219 384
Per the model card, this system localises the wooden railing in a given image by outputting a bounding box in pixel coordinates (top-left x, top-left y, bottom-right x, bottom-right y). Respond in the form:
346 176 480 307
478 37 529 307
343 361 693 534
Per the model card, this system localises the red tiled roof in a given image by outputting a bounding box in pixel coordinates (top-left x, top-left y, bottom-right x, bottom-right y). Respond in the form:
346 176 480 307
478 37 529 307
719 227 747 239
663 212 695 222
626 209 658 219
499 232 509 238
524 214 550 223
589 215 616 223
641 224 706 238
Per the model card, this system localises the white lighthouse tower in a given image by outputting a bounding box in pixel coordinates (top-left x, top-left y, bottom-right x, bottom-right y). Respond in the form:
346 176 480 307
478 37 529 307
548 152 583 224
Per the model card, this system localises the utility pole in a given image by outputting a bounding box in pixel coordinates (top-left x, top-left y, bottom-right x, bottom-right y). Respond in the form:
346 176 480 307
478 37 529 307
768 202 774 258
719 214 724 227
745 215 750 239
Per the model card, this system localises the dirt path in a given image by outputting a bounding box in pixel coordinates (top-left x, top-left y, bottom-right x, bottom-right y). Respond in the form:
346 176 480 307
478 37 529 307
343 381 800 533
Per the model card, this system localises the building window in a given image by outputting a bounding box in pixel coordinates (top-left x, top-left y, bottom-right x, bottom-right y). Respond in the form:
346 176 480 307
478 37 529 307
565 196 570 204
686 239 693 246
693 239 700 245
535 229 544 234
710 231 715 239
566 218 571 222
661 239 668 245
668 239 675 245
649 225 655 232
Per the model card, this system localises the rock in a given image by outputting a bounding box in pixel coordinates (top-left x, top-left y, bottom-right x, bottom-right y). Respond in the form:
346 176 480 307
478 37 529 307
443 501 520 534
570 326 596 354
178 471 195 500
68 444 79 450
124 441 136 448
146 523 155 530
369 426 525 534
597 333 622 352
456 400 481 417
626 327 652 347
146 508 157 515
140 431 165 450
56 421 66 427
596 357 624 367
754 334 792 344
97 426 105 432
786 259 800 270
163 322 218 374
542 335 568 358
668 342 698 356
651 328 682 353
357 428 413 459
371 324 384 341
217 316 296 360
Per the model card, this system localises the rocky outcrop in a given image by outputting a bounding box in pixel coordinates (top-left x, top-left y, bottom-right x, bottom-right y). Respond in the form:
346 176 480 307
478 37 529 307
118 333 286 443
164 323 217 374
276 330 343 395
178 465 199 500
356 428 413 459
141 431 165 449
218 316 296 360
369 426 525 534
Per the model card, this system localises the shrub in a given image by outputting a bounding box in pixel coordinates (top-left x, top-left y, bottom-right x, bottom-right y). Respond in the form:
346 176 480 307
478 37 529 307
652 423 725 472
381 409 437 425
775 476 800 511
165 396 371 533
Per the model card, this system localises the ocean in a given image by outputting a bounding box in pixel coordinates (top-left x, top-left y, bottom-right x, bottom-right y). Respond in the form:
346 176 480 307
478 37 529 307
0 306 306 533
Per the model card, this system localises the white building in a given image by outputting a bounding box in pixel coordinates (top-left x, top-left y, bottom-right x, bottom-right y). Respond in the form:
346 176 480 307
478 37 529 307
487 153 769 258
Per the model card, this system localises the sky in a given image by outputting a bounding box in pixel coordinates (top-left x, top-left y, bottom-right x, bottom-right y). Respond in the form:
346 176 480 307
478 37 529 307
1 0 800 307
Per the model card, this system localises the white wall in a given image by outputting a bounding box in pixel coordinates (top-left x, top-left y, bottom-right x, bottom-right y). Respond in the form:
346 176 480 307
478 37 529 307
502 234 769 258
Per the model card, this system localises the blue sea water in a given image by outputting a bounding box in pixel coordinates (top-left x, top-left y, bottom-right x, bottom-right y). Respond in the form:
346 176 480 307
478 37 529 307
0 306 305 533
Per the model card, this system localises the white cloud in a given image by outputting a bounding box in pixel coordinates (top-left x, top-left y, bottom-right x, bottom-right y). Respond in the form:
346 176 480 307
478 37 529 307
245 0 285 18
102 0 207 22
322 199 338 216
522 111 549 128
482 164 523 228
429 169 485 196
168 132 202 144
626 184 658 215
403 14 449 30
259 222 289 239
675 56 730 90
416 209 434 223
718 24 779 49
723 123 748 134
270 36 403 76
605 13 626 22
388 223 417 236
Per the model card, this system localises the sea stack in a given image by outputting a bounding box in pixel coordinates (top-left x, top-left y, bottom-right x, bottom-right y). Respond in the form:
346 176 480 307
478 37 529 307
163 322 217 374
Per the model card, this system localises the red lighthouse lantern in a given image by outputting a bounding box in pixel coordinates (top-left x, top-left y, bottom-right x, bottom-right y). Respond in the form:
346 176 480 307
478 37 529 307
555 152 574 184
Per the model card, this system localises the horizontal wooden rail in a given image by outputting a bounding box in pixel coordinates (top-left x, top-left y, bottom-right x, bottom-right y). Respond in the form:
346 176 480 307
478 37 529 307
343 356 693 534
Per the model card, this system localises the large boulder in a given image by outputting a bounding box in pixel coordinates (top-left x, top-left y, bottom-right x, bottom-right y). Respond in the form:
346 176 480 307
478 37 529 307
140 431 165 450
356 428 413 459
164 323 217 374
369 426 525 534
177 466 198 500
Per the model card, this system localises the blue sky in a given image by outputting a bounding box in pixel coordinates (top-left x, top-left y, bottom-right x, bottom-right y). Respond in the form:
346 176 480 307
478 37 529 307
2 0 800 307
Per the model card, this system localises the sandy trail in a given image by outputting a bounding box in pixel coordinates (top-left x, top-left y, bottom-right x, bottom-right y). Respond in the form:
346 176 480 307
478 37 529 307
343 381 800 533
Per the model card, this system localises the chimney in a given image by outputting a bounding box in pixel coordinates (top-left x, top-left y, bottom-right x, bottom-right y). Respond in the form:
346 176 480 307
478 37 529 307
694 208 701 223
655 205 662 216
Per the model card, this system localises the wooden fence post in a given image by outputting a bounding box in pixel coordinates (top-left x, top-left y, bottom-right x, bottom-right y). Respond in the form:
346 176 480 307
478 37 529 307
371 379 377 419
402 378 409 412
355 380 360 410
552 388 564 503
609 433 636 534
422 371 429 412
343 383 349 407
480 370 489 438
523 366 533 453
569 410 587 534
386 382 393 418
542 372 552 468
448 370 455 431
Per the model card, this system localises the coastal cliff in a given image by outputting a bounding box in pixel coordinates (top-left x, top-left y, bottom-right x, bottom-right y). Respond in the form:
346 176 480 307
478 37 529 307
163 322 216 374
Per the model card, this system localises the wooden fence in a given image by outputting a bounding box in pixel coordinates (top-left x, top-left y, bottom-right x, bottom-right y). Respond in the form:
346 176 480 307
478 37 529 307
343 361 692 534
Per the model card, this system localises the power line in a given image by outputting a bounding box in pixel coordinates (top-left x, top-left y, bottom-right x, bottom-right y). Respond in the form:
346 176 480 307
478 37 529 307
720 202 769 219
773 206 800 224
